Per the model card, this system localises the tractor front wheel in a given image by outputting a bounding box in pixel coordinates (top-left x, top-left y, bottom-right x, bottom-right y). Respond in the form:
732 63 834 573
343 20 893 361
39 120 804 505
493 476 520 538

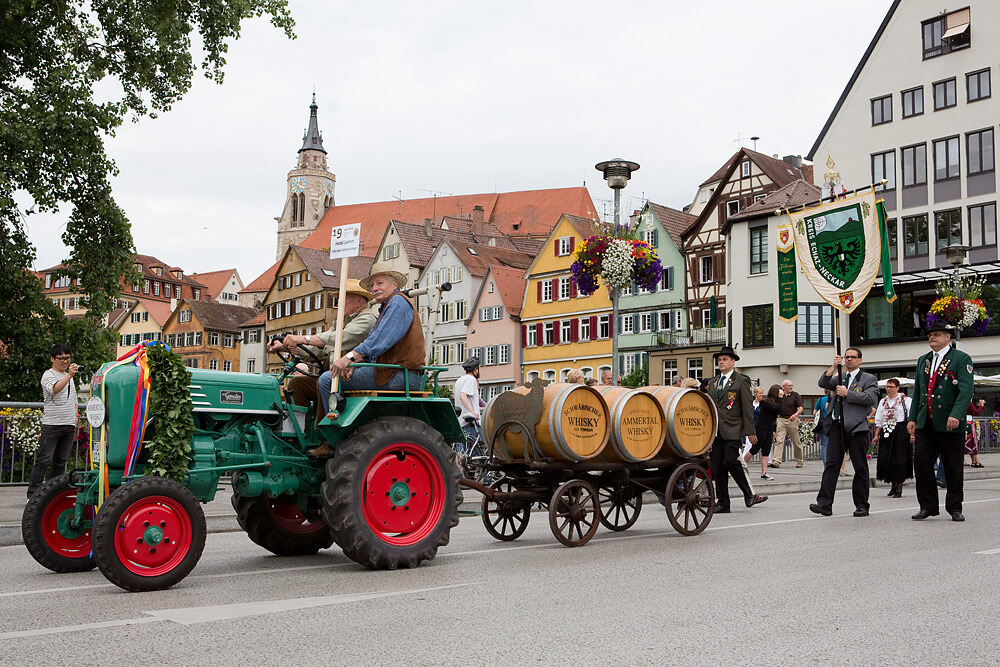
322 417 462 569
92 477 206 592
232 493 334 556
21 475 96 573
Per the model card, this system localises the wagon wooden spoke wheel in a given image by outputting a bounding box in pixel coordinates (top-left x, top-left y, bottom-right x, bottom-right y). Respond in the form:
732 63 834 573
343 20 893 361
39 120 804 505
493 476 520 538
481 478 531 542
548 479 600 547
664 463 714 536
598 481 642 532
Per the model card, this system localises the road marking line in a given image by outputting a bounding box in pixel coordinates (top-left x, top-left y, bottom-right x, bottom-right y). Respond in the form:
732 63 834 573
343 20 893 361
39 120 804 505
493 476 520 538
0 616 163 640
974 548 1000 555
0 583 476 639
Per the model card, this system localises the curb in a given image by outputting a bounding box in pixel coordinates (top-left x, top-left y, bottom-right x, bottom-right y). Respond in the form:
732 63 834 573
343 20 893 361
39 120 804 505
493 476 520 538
3 468 997 547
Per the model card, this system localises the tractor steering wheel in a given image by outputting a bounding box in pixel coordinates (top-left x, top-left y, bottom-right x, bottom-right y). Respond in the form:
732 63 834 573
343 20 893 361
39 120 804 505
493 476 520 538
270 334 324 379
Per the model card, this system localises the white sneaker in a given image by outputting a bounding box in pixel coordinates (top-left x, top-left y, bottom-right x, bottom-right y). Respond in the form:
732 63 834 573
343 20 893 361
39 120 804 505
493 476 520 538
760 473 774 481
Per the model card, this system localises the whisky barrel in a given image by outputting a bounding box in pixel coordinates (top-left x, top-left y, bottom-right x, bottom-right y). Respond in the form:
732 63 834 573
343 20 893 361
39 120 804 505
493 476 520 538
639 386 717 459
595 386 666 462
484 383 610 462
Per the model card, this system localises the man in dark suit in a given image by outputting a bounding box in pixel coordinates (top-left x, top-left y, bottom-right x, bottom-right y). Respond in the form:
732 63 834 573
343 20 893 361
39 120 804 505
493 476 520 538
708 346 767 513
907 322 974 521
810 347 879 517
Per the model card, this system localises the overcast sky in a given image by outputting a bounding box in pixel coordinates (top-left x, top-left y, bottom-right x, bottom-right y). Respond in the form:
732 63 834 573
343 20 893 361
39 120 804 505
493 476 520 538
23 0 891 284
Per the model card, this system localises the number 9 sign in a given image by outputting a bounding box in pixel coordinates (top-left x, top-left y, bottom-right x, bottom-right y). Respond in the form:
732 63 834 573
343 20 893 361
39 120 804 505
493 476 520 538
329 223 361 259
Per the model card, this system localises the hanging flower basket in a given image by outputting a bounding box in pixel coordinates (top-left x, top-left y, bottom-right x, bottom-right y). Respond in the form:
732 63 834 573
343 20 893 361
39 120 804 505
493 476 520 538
925 296 990 336
570 235 662 296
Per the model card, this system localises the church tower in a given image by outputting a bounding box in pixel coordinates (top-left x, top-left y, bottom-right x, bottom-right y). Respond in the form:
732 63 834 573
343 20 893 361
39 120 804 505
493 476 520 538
276 94 337 259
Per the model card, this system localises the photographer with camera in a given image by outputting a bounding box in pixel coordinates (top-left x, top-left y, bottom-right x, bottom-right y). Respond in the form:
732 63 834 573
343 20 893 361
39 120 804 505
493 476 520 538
27 344 81 499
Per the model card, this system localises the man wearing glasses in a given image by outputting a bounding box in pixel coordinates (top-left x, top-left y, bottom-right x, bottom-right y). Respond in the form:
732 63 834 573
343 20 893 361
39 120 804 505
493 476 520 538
27 344 81 499
810 348 878 517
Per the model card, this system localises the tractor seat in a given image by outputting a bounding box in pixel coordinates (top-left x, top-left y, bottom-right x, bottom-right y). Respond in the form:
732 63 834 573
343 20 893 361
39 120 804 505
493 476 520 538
342 390 433 397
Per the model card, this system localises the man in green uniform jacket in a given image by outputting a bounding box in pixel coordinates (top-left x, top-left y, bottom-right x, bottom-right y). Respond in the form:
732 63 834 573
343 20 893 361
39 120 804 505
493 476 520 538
907 322 974 522
708 346 767 513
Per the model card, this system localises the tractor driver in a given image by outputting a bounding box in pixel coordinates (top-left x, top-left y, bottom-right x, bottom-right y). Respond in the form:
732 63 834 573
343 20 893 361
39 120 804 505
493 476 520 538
268 278 377 431
329 261 425 392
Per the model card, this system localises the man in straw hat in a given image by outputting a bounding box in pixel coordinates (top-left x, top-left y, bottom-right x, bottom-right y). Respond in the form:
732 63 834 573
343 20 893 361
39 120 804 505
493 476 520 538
707 345 767 513
907 321 973 522
329 259 426 393
269 278 377 456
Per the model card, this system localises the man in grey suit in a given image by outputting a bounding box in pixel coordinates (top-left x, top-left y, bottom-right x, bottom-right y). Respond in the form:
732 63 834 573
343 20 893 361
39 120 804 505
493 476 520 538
809 347 879 517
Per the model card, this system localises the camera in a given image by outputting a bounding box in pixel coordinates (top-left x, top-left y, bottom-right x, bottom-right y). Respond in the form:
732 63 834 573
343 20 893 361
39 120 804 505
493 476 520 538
75 366 85 374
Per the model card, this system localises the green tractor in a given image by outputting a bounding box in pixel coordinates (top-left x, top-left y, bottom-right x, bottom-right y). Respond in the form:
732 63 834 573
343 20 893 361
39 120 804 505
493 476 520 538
21 342 464 592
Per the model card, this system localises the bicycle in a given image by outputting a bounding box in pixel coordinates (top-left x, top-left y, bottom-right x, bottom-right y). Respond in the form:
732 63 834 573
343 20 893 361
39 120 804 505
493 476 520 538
454 417 497 485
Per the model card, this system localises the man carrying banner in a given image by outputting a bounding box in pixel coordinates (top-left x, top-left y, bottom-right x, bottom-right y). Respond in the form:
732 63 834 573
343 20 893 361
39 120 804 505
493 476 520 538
907 322 974 522
810 348 878 517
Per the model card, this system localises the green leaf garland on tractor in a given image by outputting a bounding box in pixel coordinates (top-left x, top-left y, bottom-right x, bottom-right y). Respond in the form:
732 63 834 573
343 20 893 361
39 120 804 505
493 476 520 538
145 344 194 482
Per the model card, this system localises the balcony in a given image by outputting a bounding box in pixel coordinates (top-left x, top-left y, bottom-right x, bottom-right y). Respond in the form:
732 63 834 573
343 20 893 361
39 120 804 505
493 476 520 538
656 327 726 348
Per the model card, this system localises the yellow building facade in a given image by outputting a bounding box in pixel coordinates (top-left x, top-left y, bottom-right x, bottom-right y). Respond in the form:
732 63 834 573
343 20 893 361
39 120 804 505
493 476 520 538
519 214 612 383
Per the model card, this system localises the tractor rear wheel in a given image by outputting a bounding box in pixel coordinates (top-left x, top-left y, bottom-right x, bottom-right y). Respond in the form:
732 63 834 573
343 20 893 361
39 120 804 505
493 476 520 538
321 416 462 569
232 493 334 556
21 475 96 573
92 477 206 592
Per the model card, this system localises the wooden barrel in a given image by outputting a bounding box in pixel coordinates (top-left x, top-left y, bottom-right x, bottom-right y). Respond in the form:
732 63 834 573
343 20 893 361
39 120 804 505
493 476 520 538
639 386 717 459
596 386 666 462
484 383 610 462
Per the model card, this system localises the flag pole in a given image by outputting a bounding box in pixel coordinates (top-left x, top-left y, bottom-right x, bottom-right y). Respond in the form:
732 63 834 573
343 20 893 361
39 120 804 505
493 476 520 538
834 310 846 449
778 180 887 217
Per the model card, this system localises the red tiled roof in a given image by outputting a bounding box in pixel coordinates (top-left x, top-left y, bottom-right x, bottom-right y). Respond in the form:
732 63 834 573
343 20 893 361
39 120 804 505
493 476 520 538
240 311 266 328
447 241 533 278
290 246 374 289
390 218 546 270
561 213 606 239
135 298 174 327
183 300 261 334
490 265 528 317
699 149 812 189
299 187 598 258
241 261 279 293
189 269 239 300
646 202 696 248
726 179 821 228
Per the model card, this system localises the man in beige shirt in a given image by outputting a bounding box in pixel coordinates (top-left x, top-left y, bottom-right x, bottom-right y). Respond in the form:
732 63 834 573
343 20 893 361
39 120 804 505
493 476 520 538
771 379 804 468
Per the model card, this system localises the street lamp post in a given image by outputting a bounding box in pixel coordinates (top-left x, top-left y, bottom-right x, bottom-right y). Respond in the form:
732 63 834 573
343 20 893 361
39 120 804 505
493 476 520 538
595 158 640 384
943 243 969 347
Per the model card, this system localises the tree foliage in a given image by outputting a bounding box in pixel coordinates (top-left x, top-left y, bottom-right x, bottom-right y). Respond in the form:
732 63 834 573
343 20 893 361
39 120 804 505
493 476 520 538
620 364 648 389
0 0 294 397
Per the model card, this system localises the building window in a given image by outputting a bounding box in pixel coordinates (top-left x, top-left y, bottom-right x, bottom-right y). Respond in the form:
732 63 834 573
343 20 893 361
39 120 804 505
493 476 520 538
903 214 929 258
183 358 198 369
223 361 232 372
223 334 234 348
922 9 970 59
455 300 467 320
740 160 751 177
382 243 400 260
248 328 260 344
558 277 570 300
935 209 963 251
726 201 740 217
687 358 703 381
933 136 960 181
209 332 219 346
699 256 713 284
560 320 571 342
662 359 678 385
526 325 537 347
450 266 463 283
543 322 553 345
966 69 991 104
871 150 896 190
621 315 634 334
541 280 552 303
901 144 927 186
749 227 768 275
142 280 150 294
871 95 892 125
932 78 957 110
969 203 997 247
579 317 591 341
967 129 995 176
743 304 774 348
795 303 834 345
701 308 712 328
179 309 192 323
662 265 674 291
901 86 923 117
640 312 653 333
887 218 898 260
209 359 218 370
246 358 255 373
598 315 610 339
556 237 572 256
498 345 510 364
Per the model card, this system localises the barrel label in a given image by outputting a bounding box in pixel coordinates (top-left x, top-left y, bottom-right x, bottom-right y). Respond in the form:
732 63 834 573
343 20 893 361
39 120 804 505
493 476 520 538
565 402 602 434
675 403 711 435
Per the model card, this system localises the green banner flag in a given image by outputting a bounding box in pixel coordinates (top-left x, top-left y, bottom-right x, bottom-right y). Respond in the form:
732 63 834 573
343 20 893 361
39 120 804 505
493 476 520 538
776 221 798 322
876 199 897 303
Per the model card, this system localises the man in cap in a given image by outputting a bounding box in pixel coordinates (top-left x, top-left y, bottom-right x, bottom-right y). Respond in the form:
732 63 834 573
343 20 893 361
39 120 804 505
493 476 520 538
330 260 426 392
268 278 377 456
907 322 974 522
455 356 486 443
810 347 878 517
707 345 767 513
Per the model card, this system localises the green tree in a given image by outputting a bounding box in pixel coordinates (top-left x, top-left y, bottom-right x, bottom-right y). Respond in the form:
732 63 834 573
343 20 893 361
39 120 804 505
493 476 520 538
0 1 295 397
620 364 648 389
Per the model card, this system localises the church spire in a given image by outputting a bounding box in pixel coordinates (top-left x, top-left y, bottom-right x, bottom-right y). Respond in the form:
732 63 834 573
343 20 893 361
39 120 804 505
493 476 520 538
299 92 326 154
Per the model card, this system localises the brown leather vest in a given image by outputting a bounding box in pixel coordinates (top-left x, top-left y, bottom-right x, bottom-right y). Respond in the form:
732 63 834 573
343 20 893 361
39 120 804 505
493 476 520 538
373 293 425 386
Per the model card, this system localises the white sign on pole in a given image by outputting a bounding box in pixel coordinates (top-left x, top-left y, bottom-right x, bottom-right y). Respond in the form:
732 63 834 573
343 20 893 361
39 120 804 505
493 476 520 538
329 223 362 259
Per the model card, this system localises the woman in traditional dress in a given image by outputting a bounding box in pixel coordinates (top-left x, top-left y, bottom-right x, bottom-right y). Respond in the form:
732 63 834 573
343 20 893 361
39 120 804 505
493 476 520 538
873 378 913 497
965 397 985 467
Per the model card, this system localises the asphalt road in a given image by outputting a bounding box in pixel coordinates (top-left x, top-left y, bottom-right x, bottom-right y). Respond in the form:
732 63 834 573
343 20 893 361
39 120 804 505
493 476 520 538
2 479 999 666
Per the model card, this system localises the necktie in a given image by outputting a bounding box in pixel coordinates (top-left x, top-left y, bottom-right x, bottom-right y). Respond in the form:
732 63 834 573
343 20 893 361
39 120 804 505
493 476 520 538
717 375 727 398
931 352 941 376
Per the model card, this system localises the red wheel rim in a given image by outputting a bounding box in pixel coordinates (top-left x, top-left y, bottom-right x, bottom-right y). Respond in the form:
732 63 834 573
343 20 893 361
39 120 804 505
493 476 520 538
41 489 91 558
362 443 446 546
113 495 193 577
266 498 327 534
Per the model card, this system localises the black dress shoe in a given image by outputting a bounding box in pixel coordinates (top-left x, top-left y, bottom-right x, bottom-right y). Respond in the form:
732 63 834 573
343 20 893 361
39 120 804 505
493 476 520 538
936 481 946 489
886 489 895 496
911 509 939 520
950 512 965 522
745 494 768 508
713 504 730 514
853 508 869 517
809 503 832 516
890 491 902 498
